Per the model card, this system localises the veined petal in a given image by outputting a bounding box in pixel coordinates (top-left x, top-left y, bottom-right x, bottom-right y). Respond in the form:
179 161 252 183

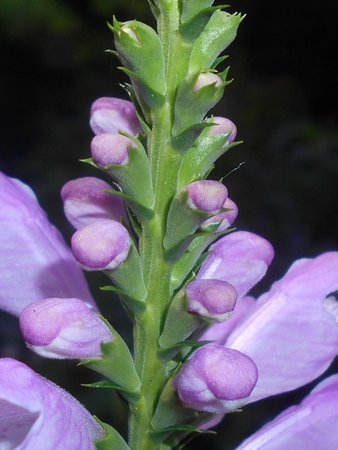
0 172 94 316
226 252 338 402
198 231 274 299
20 298 113 359
236 375 338 450
0 358 104 449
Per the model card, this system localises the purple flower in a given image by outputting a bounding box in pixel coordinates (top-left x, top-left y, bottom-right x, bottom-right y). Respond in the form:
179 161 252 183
61 176 125 230
90 96 142 136
201 197 238 232
174 345 258 413
236 374 338 450
210 116 237 143
20 298 113 359
0 171 114 359
0 172 94 316
0 358 104 449
200 251 338 421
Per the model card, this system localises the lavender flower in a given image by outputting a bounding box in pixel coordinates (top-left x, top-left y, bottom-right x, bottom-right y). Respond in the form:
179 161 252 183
61 176 125 230
91 133 134 166
201 197 238 232
193 73 223 92
187 180 228 212
90 96 142 136
237 375 338 449
0 172 94 315
20 298 113 359
0 358 104 449
198 252 338 421
210 116 237 143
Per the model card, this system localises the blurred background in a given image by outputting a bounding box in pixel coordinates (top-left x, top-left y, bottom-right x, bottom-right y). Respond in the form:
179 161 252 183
0 0 337 448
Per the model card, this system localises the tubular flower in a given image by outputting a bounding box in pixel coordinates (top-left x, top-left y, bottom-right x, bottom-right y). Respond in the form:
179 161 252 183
200 251 338 423
236 375 338 450
0 172 94 316
0 358 104 450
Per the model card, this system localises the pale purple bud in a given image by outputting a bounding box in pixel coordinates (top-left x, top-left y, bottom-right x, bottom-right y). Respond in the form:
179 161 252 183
202 197 238 232
20 298 113 359
61 177 125 229
174 344 258 413
91 133 133 166
0 358 104 449
187 180 228 212
90 96 142 136
210 116 237 143
185 279 237 322
71 220 130 271
193 73 223 92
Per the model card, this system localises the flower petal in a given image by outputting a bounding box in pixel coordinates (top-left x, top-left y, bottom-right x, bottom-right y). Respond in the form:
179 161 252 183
20 298 113 359
198 231 274 299
227 252 338 402
0 358 104 449
236 375 338 450
0 172 94 316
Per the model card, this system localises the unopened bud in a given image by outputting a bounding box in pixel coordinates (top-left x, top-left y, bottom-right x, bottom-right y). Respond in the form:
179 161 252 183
187 180 228 212
174 344 258 413
91 133 134 166
20 298 113 359
90 97 141 136
202 197 238 232
61 177 125 229
185 279 237 321
193 73 223 92
71 220 130 271
210 117 237 143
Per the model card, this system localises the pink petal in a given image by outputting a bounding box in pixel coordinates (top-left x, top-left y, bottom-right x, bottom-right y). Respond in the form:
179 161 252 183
0 172 94 316
227 252 338 402
0 358 104 449
236 375 338 450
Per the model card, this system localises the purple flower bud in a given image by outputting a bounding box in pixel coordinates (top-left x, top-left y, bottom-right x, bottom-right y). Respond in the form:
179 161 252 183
0 358 104 449
20 298 113 359
91 133 134 166
193 73 223 92
210 116 237 143
61 177 125 229
90 96 142 136
198 231 274 299
185 279 237 321
174 344 258 413
202 197 238 232
71 220 131 271
187 180 228 212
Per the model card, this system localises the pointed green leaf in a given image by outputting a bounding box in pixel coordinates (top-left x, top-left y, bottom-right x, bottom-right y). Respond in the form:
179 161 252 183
95 419 130 450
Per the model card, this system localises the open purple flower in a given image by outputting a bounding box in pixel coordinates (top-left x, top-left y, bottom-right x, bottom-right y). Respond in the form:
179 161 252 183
237 374 338 450
197 251 338 423
0 171 114 359
0 358 104 449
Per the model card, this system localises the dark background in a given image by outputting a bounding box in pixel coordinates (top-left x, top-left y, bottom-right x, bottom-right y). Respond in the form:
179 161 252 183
0 1 337 448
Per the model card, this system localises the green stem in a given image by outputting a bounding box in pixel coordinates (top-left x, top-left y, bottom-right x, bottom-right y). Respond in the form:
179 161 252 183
128 2 183 449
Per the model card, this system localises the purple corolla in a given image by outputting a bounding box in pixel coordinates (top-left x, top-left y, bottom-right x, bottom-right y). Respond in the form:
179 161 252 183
174 231 338 424
0 358 104 449
0 171 114 359
237 374 338 450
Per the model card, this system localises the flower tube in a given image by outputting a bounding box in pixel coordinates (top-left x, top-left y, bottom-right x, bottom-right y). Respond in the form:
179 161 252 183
0 358 104 449
0 172 94 316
